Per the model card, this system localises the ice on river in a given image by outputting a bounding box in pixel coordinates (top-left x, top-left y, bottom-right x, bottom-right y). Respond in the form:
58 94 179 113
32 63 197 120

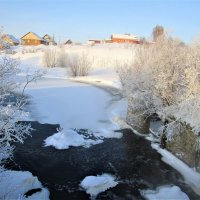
26 78 127 149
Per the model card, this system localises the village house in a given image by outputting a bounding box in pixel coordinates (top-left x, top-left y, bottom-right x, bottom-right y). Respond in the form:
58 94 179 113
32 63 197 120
111 33 139 44
43 34 57 45
21 32 47 45
1 34 19 46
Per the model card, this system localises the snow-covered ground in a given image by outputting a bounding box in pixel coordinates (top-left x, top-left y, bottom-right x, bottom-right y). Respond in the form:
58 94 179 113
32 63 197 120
80 174 118 199
11 43 134 88
141 185 189 200
0 170 49 200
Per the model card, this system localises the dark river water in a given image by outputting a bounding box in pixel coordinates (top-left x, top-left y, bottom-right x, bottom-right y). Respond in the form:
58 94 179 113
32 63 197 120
7 122 199 200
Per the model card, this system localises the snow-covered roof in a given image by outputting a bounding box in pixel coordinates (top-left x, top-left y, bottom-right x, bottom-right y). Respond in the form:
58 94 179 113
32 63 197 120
2 34 19 43
111 34 138 40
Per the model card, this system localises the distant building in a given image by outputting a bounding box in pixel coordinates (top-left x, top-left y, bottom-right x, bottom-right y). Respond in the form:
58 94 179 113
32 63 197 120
104 38 112 43
111 34 139 44
21 32 47 45
43 34 57 45
64 39 73 45
1 34 19 46
87 39 101 45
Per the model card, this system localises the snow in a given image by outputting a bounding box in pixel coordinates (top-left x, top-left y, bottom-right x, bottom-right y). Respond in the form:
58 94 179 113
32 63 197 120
10 44 130 149
26 78 127 149
11 43 135 85
141 185 189 200
1 42 199 199
0 44 130 199
80 174 118 198
44 129 102 149
0 170 49 200
151 143 200 195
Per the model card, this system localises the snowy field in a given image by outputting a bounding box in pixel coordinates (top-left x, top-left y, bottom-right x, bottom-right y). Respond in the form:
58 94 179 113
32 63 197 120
11 43 134 88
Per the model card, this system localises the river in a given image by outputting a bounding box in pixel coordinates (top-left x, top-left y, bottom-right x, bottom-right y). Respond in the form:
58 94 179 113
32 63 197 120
6 122 198 200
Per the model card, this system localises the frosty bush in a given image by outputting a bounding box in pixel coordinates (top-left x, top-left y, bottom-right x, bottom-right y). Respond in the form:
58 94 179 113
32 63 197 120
67 52 92 77
42 47 57 68
0 57 20 94
57 47 68 68
118 36 200 136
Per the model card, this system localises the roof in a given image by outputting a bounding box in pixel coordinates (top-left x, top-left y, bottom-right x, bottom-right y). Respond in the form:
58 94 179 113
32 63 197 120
21 32 44 41
111 34 138 40
2 34 19 43
88 39 101 41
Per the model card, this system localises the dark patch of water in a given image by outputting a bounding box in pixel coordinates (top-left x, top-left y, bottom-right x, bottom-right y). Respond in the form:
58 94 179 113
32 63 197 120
6 122 199 200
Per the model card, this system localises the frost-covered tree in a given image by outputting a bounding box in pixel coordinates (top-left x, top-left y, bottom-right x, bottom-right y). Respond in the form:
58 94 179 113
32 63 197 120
152 25 164 41
0 56 32 171
118 35 200 148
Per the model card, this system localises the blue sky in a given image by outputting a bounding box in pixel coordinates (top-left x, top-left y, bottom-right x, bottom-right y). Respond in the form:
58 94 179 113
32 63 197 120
1 0 200 43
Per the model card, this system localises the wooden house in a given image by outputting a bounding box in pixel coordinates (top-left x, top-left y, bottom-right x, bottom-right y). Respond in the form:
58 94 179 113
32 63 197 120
43 34 57 45
1 34 19 46
111 34 139 44
21 32 47 45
